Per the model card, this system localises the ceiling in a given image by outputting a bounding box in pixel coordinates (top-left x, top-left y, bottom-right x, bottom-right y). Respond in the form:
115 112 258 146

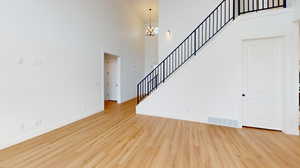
129 0 158 26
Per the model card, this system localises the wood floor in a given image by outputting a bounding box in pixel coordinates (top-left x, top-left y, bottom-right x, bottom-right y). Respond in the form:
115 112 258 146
1 99 300 168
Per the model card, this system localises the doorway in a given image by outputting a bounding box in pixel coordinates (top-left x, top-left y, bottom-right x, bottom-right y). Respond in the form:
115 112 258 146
104 53 120 104
242 37 284 131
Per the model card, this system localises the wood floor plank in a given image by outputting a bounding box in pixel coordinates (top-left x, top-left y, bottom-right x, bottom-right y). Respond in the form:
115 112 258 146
0 99 300 168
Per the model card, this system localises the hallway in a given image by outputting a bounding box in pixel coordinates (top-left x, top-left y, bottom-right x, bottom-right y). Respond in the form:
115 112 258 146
0 99 300 168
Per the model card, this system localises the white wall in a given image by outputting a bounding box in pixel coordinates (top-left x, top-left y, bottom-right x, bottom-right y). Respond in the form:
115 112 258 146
159 0 222 60
296 0 300 21
0 0 145 149
144 36 159 74
138 3 299 135
159 0 298 60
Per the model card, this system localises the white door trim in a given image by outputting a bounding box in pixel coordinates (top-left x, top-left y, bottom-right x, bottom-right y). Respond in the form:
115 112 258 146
103 52 121 104
241 36 285 131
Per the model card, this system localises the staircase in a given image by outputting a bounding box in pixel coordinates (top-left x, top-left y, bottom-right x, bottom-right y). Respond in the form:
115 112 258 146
137 0 286 104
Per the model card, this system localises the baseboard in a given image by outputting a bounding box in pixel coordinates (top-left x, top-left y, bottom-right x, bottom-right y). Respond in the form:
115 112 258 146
0 110 104 150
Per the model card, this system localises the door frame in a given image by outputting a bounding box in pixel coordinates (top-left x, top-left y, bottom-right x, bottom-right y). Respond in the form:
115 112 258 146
241 36 285 131
103 52 121 104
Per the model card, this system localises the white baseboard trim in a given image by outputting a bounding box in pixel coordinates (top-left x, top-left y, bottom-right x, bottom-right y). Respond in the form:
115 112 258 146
0 110 104 150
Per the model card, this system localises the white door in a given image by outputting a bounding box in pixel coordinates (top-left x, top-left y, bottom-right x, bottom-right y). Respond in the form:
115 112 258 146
242 37 284 130
104 56 119 101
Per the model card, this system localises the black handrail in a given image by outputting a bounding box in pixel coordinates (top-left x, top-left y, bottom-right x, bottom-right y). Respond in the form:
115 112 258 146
238 0 286 14
137 0 286 104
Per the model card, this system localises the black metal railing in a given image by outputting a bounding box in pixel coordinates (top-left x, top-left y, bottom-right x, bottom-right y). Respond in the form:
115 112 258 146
137 0 286 104
238 0 286 14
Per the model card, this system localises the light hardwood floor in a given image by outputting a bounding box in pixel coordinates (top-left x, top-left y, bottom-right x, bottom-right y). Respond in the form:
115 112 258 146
0 99 300 168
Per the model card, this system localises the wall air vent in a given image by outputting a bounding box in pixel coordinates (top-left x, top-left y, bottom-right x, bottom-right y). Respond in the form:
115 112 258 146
208 117 241 128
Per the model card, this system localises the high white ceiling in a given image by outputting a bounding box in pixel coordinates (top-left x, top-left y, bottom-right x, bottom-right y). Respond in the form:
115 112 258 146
129 0 158 25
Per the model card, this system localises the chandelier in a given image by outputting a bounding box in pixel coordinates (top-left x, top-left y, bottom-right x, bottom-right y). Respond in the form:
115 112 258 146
145 8 158 36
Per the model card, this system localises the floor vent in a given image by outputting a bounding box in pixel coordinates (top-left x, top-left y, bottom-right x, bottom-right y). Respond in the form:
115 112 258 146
208 117 240 128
